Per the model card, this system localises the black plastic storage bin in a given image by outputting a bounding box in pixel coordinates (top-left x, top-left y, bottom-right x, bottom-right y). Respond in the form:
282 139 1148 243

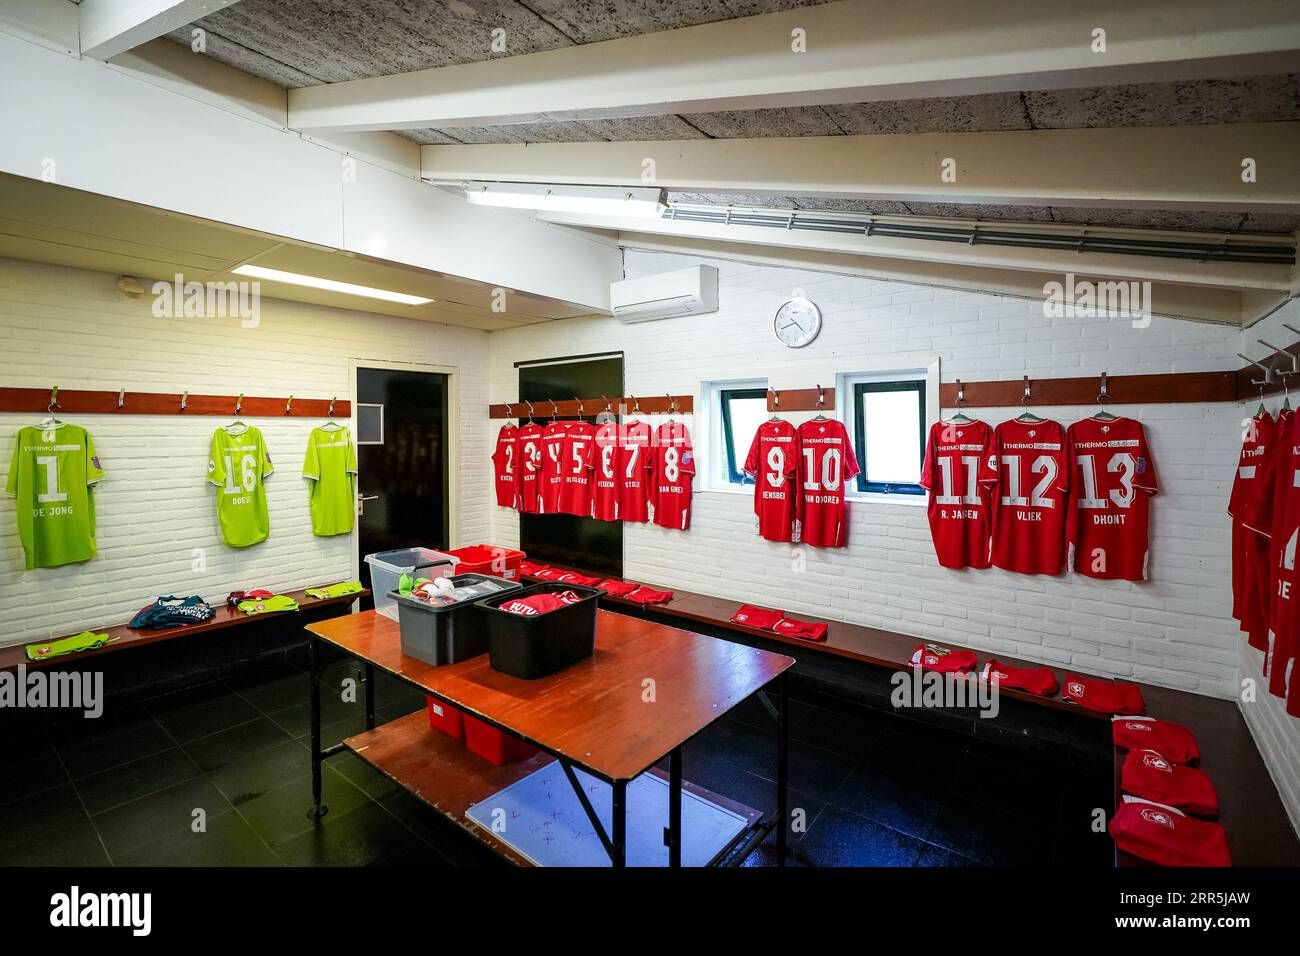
478 583 601 679
388 573 522 666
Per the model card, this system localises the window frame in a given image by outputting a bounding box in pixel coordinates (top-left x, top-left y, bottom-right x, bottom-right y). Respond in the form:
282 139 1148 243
851 379 927 496
718 386 767 486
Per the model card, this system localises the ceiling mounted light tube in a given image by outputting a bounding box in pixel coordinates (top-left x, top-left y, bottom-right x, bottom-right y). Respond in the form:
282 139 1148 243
465 182 666 217
231 265 434 304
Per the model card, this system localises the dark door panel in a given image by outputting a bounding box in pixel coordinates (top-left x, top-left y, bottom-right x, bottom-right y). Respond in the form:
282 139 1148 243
519 356 624 578
356 367 449 610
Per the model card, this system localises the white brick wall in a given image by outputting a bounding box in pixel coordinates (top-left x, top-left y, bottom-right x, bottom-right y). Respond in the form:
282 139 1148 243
0 258 492 646
488 248 1246 696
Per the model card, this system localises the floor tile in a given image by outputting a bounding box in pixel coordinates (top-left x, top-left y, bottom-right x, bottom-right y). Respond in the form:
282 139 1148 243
797 807 926 866
75 747 200 815
926 795 1055 866
0 818 110 866
116 811 281 866
0 784 88 851
916 843 987 867
0 748 69 805
182 716 294 773
56 718 174 779
790 705 884 760
239 773 370 847
156 695 262 745
952 751 1067 820
205 739 312 805
272 801 418 867
827 761 949 839
92 775 233 859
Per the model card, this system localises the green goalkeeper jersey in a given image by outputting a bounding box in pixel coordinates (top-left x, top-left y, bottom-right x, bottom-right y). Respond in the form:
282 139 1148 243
303 426 357 536
208 425 274 548
5 423 105 569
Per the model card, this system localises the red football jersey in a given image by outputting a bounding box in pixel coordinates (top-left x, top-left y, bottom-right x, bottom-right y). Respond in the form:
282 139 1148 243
649 421 695 530
743 419 801 542
516 422 544 514
980 419 1068 574
1259 411 1300 698
558 421 596 516
591 422 621 521
796 419 860 548
1230 413 1274 648
539 421 571 514
1065 416 1159 581
490 423 519 508
920 419 993 569
619 420 652 523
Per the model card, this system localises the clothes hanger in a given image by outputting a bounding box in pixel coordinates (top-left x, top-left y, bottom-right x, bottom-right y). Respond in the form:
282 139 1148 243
1091 373 1117 422
665 394 677 424
812 385 830 421
38 386 63 430
596 396 617 425
320 396 343 431
224 393 249 434
1015 376 1044 423
943 380 974 424
525 400 535 425
767 388 783 422
549 399 558 424
575 396 586 421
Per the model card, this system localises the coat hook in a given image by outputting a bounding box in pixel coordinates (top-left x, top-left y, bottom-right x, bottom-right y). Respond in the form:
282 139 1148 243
504 402 513 419
550 398 558 419
235 393 244 416
1097 372 1110 405
526 400 535 420
327 396 336 418
180 390 188 412
955 380 966 405
1022 376 1031 406
576 396 585 417
817 384 825 406
632 395 641 413
117 387 126 409
1237 353 1274 386
769 386 780 409
48 385 59 412
285 395 294 414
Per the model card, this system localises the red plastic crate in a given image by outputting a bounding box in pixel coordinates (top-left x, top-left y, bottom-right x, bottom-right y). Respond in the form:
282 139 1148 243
426 696 464 739
463 714 538 766
444 544 526 582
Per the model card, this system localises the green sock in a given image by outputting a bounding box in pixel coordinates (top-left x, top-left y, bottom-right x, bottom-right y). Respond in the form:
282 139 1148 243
26 631 117 661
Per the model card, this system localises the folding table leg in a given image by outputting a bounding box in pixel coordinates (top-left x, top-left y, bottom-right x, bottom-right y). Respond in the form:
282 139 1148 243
669 747 682 868
776 672 788 866
611 780 627 868
307 635 329 820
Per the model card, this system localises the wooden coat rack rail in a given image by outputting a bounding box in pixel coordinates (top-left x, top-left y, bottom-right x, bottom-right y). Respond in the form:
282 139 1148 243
0 387 350 418
489 395 693 419
939 371 1236 408
767 386 835 413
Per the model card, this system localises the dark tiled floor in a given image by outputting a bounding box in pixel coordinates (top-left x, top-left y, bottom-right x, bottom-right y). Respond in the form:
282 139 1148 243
0 651 1114 868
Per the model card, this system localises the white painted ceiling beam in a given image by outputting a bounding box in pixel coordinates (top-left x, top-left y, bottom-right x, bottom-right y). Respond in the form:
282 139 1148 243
0 30 619 312
424 124 1300 213
79 0 244 61
289 0 1300 132
619 234 1264 326
534 208 1292 293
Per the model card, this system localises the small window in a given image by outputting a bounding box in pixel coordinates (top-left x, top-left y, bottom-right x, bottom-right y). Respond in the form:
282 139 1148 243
718 386 767 486
852 381 925 495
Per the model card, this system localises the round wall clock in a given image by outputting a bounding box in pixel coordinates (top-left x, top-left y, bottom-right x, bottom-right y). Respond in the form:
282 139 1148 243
773 297 822 348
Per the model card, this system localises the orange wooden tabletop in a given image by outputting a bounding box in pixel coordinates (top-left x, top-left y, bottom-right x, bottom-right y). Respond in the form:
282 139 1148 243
307 608 795 781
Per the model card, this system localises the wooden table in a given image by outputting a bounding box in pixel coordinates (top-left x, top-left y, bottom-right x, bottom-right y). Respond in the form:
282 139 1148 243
305 608 796 867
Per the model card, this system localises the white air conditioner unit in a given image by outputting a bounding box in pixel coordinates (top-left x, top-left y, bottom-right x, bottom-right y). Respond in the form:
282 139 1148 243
610 265 718 323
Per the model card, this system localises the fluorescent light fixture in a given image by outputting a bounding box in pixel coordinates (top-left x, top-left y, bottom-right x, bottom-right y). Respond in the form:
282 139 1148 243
465 182 666 217
231 265 433 305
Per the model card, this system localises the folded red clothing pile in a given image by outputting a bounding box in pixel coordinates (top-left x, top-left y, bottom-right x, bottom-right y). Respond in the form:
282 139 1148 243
773 618 828 642
498 590 583 617
1120 749 1218 816
519 561 549 576
979 659 1059 697
728 604 827 641
730 604 786 630
911 643 978 674
532 568 569 581
1062 674 1145 714
1111 716 1200 765
624 586 673 605
1109 798 1230 867
597 579 639 597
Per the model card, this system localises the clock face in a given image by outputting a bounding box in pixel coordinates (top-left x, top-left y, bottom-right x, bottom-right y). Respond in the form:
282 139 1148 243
774 297 821 348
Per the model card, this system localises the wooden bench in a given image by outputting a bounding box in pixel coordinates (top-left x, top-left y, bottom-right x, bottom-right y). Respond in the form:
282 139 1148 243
0 585 369 674
521 562 1300 867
